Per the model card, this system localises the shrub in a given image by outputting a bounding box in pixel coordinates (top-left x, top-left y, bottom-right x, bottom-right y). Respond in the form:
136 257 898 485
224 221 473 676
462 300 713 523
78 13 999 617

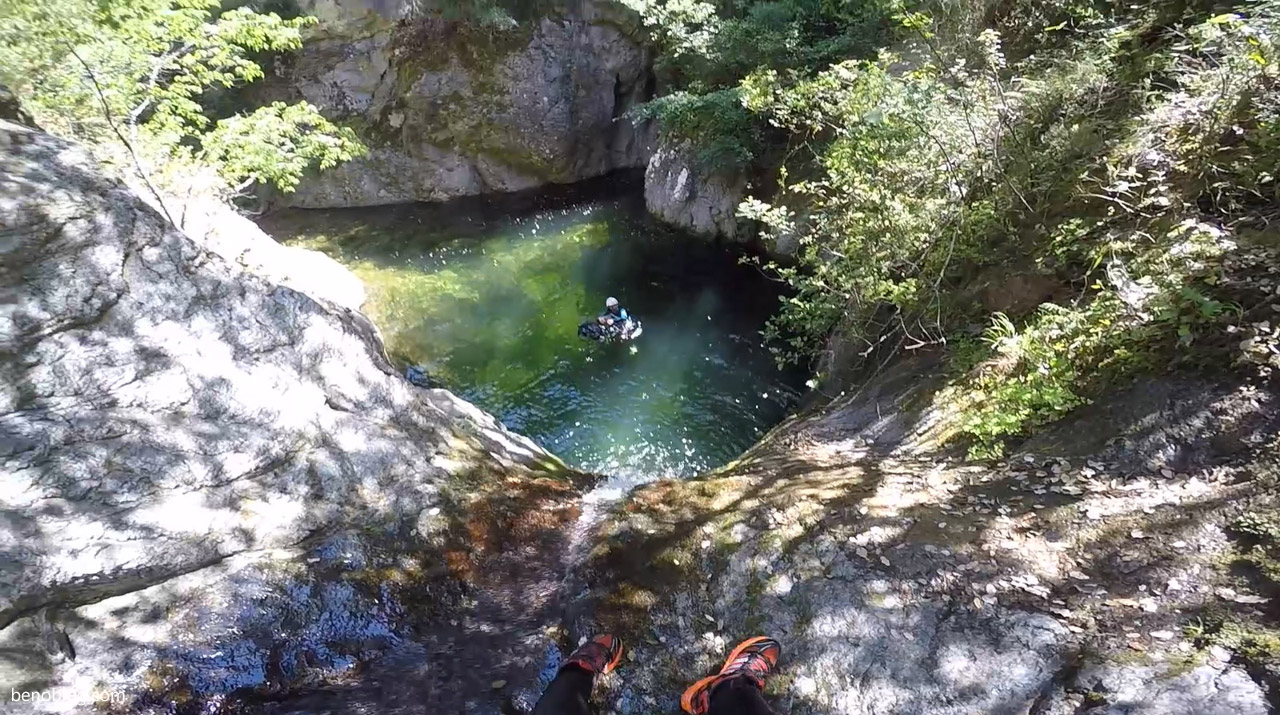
740 0 1278 454
622 0 894 171
0 0 366 197
631 88 761 170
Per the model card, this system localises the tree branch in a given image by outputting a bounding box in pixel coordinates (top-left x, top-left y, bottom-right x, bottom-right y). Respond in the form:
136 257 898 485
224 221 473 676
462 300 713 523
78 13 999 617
65 42 178 228
128 42 194 128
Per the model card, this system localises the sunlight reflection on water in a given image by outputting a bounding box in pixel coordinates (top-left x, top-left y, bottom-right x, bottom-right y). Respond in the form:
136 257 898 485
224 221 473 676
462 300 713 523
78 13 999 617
261 185 805 482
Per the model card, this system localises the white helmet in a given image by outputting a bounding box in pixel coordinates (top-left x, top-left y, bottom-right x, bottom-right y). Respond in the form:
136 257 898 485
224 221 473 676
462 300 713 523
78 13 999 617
605 297 619 307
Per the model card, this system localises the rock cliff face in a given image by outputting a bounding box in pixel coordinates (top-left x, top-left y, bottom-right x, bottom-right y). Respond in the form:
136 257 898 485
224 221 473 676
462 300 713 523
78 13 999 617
280 0 653 207
641 136 803 253
0 114 587 712
643 137 747 242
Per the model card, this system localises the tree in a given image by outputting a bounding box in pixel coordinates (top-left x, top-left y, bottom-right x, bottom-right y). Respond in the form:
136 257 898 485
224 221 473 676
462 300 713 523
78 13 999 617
0 0 364 196
201 101 364 194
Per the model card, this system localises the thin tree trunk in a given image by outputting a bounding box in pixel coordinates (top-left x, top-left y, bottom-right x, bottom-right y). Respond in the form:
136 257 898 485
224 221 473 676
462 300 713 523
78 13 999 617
65 42 178 228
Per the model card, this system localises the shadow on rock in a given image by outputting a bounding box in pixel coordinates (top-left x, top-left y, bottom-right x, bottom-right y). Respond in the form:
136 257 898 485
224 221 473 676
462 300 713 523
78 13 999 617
0 117 592 713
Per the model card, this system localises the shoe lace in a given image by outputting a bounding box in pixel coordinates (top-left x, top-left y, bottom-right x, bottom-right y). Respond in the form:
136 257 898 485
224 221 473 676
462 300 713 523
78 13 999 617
726 651 770 677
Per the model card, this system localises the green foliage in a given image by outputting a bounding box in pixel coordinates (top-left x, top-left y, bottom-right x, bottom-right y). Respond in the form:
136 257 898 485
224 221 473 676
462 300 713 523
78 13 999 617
707 0 890 84
946 303 1111 458
625 0 891 80
0 0 364 194
429 0 566 28
622 0 893 169
631 88 760 169
943 217 1240 456
620 0 721 60
1229 509 1280 585
1234 511 1280 545
1163 8 1280 214
1208 619 1280 664
737 0 1280 453
741 49 1000 363
201 101 365 193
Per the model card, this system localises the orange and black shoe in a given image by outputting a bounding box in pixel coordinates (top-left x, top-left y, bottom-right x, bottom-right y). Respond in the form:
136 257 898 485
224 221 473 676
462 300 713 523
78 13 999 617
680 636 781 715
561 634 625 676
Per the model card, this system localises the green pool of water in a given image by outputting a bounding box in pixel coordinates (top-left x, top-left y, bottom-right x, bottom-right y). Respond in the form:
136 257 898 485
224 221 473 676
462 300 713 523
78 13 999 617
259 181 805 479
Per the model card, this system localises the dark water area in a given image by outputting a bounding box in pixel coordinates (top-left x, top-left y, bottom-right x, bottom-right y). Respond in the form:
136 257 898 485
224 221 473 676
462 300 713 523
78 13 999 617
258 175 807 482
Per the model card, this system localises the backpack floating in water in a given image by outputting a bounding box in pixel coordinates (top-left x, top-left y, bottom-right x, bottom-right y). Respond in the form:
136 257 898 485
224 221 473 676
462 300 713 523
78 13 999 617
578 318 643 343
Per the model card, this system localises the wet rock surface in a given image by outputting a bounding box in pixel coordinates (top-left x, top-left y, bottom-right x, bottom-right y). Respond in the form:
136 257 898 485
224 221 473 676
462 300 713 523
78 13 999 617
278 0 653 208
0 118 588 712
575 362 1278 714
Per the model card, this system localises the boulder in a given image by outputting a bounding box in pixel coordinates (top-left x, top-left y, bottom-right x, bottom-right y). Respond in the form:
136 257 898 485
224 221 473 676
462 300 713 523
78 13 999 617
0 117 586 712
279 0 654 207
643 136 747 241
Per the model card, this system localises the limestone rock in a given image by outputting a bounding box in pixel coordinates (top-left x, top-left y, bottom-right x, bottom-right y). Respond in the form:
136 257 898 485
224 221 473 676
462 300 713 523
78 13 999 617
643 137 747 241
586 492 1073 714
0 118 583 712
279 0 654 207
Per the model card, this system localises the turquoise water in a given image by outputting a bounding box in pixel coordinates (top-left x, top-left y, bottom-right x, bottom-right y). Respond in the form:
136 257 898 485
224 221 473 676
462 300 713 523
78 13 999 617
259 180 805 479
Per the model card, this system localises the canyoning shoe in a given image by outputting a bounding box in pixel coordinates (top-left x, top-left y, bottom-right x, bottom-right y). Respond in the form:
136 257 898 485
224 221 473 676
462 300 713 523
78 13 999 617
561 634 625 676
680 636 782 715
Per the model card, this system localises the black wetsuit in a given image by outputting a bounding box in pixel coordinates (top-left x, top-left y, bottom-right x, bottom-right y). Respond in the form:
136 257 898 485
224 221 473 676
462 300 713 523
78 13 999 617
600 305 630 324
532 667 777 715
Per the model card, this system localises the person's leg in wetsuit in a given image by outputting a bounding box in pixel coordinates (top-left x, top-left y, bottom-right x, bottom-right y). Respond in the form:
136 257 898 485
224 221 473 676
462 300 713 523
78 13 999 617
681 637 782 715
532 635 624 715
705 675 778 715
